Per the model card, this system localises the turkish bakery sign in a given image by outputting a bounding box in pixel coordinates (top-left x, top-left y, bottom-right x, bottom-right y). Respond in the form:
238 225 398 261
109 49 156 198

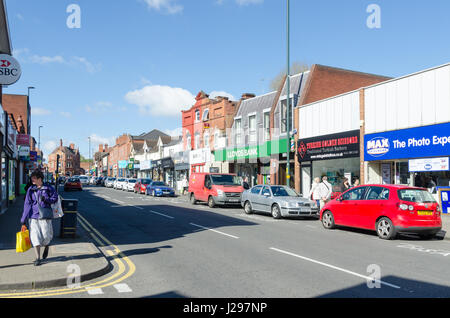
364 122 450 161
297 130 360 162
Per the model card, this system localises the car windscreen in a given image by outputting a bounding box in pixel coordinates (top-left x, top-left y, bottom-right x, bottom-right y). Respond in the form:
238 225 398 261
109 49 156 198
68 178 80 183
118 179 125 181
128 179 137 183
398 189 437 203
210 175 241 186
271 186 299 197
152 182 166 186
110 178 116 181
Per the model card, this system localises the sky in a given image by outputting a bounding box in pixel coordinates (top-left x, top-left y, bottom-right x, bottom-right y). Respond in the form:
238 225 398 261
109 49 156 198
3 0 450 160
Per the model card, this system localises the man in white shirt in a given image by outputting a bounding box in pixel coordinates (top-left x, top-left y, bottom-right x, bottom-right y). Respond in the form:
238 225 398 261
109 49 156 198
319 176 332 209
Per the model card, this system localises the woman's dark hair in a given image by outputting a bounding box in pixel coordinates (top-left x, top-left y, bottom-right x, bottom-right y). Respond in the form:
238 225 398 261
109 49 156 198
30 170 44 181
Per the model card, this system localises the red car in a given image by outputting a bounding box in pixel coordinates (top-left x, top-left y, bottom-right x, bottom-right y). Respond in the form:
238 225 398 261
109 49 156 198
320 184 442 240
64 177 82 191
134 178 152 194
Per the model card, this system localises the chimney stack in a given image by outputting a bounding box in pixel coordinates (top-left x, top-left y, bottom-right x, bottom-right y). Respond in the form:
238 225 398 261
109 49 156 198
60 139 63 148
241 93 255 100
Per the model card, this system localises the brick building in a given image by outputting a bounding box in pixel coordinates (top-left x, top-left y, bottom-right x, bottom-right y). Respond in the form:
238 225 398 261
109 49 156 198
182 91 238 174
47 140 81 176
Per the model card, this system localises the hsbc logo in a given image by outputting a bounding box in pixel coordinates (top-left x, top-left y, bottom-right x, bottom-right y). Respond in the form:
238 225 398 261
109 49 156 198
0 54 21 85
0 60 11 67
367 137 390 157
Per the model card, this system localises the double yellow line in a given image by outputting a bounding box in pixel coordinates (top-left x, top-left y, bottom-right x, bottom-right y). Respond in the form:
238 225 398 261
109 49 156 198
0 213 136 298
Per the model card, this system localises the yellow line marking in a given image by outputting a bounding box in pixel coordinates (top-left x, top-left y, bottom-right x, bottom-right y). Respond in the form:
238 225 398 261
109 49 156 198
0 213 136 298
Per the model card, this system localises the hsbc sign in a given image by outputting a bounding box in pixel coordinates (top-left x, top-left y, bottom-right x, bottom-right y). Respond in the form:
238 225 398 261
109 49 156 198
0 54 22 85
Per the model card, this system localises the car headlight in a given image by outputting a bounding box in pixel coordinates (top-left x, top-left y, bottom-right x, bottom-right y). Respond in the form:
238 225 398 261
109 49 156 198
156 188 161 191
288 201 297 207
217 189 224 196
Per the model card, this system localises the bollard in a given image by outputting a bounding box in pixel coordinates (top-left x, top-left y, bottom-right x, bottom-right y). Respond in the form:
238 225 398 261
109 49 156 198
60 199 78 238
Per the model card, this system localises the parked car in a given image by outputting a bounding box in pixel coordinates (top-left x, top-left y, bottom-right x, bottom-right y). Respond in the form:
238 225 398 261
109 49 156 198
79 175 89 185
134 178 152 194
96 176 104 185
114 178 127 190
146 181 175 197
105 177 116 188
241 185 319 219
64 177 82 192
89 177 98 185
124 178 137 192
188 173 244 208
320 185 442 240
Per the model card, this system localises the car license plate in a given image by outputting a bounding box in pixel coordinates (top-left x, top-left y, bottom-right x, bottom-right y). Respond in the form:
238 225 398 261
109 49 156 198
417 211 433 216
229 199 239 202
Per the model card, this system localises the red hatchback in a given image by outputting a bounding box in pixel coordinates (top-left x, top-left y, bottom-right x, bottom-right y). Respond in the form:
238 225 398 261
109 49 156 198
320 185 442 240
64 177 82 192
134 178 152 194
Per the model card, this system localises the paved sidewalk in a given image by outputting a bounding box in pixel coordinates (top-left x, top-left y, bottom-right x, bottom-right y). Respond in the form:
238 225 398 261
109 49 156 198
0 195 111 291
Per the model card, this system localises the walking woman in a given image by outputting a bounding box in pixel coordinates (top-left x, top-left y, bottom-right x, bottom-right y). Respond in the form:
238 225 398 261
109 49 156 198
20 170 58 266
309 177 321 208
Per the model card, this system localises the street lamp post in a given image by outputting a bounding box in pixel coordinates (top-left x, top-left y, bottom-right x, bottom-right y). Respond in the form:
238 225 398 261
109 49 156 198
88 136 91 176
38 125 43 153
286 0 291 187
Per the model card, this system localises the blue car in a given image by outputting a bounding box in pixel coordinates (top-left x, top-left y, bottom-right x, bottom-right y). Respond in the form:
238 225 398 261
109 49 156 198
146 181 175 197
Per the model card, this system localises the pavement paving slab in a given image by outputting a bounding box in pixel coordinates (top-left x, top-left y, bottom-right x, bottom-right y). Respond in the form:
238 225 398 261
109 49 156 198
0 195 111 292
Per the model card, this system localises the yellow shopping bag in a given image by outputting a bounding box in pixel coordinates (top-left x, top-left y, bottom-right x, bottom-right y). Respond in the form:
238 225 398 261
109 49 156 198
16 227 32 253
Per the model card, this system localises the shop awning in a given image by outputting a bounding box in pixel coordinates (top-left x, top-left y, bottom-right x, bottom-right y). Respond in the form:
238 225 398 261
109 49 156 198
0 0 12 55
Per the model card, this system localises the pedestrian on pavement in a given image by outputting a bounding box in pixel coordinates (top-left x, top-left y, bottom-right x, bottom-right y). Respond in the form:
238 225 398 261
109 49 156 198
340 177 350 192
20 170 59 266
318 175 332 210
309 177 321 208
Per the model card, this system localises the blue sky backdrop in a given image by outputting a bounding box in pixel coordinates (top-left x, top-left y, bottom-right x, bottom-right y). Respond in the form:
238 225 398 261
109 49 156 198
3 0 450 160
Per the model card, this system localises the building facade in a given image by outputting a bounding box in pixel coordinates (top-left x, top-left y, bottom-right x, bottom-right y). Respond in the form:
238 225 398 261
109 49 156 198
47 140 81 177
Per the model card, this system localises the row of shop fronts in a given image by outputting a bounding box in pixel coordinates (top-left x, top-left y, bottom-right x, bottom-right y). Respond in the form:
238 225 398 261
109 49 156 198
293 63 450 212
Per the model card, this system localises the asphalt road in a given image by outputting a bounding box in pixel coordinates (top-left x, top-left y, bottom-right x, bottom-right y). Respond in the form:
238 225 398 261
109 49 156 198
58 185 450 298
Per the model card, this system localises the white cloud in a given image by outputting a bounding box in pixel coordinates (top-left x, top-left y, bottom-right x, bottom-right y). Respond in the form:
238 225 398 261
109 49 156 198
164 127 183 137
43 140 57 153
141 0 183 14
125 85 195 117
12 48 100 73
89 134 116 147
209 91 236 101
31 108 52 116
59 111 72 118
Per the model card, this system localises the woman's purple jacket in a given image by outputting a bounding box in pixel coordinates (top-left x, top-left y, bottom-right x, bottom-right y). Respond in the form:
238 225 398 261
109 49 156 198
21 184 59 224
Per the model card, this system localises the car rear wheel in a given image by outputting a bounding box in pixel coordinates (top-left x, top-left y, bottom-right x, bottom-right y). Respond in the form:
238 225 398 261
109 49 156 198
244 201 253 214
208 196 216 208
271 204 282 219
190 193 197 205
322 210 335 229
376 217 397 240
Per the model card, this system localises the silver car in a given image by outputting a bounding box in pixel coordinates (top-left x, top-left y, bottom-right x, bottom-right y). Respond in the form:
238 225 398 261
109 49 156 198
241 185 319 219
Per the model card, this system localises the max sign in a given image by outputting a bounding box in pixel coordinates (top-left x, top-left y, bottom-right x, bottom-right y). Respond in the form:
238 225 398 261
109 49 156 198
364 122 450 161
0 54 22 85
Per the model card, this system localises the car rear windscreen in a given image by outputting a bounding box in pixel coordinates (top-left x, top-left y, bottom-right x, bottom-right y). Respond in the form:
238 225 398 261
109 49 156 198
398 189 437 203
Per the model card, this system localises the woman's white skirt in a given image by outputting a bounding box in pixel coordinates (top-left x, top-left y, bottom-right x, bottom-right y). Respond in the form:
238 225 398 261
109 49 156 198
30 219 53 247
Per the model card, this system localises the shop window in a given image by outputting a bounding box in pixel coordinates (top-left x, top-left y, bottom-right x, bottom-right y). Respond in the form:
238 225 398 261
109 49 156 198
395 162 410 185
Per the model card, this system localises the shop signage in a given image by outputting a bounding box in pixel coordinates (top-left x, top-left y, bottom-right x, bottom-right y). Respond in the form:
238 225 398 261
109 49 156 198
16 134 30 146
140 160 152 170
118 160 128 169
30 151 37 162
215 138 288 162
190 148 211 165
0 54 22 85
297 130 360 162
365 122 450 161
409 157 449 172
18 145 30 160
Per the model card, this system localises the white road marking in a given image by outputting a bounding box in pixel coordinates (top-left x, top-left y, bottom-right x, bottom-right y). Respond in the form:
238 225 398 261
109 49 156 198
149 210 174 219
86 288 104 295
133 206 144 210
270 247 401 289
190 223 239 239
113 283 132 293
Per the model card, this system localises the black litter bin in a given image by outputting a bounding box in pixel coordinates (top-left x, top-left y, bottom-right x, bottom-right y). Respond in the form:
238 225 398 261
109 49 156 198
60 199 78 238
